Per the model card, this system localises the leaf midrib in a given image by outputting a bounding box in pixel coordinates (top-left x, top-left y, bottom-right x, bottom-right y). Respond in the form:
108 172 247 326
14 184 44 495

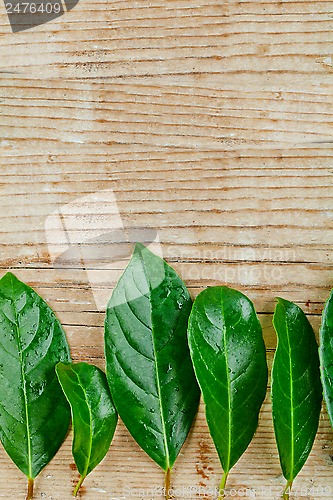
138 251 170 471
10 277 33 479
72 368 93 479
220 292 232 473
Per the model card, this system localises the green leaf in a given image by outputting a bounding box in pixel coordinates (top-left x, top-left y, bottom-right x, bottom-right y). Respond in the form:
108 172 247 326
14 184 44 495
272 298 322 498
56 362 118 496
0 272 71 499
320 289 333 427
187 286 268 496
104 243 200 486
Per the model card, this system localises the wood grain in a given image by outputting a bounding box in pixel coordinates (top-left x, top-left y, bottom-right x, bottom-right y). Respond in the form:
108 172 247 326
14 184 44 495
1 0 333 498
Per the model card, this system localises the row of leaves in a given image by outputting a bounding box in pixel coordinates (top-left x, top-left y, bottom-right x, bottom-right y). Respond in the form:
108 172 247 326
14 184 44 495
0 243 332 500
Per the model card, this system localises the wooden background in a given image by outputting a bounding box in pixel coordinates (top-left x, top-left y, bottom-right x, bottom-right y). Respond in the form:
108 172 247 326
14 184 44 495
1 0 333 498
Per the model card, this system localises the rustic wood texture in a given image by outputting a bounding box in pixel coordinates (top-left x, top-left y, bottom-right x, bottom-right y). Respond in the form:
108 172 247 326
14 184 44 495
1 0 333 498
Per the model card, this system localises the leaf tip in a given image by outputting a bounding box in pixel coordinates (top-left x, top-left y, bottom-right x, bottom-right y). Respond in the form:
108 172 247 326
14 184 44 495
55 361 68 377
134 242 146 254
275 296 289 306
274 297 298 316
322 288 333 316
0 272 27 303
0 271 19 287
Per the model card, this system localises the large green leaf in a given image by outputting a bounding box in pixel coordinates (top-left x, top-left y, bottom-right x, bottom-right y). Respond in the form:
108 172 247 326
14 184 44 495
320 289 333 427
0 272 71 498
187 286 268 495
272 298 322 498
56 362 118 496
104 243 200 488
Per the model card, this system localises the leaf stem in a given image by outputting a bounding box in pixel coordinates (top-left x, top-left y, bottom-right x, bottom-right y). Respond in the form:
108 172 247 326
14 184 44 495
218 471 229 499
282 480 293 499
73 475 85 497
26 478 34 500
165 468 171 500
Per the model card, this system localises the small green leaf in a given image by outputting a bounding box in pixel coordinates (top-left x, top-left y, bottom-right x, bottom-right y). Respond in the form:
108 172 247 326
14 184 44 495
56 362 118 496
104 243 200 488
187 286 268 495
0 272 71 499
319 289 333 427
272 298 322 498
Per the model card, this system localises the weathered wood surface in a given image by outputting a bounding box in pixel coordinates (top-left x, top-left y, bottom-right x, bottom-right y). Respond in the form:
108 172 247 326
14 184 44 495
1 0 333 498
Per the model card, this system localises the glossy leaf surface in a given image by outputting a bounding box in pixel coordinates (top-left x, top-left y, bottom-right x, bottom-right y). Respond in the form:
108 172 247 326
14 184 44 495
188 286 268 491
0 272 71 481
104 243 200 471
272 298 322 493
320 289 333 427
56 362 118 495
